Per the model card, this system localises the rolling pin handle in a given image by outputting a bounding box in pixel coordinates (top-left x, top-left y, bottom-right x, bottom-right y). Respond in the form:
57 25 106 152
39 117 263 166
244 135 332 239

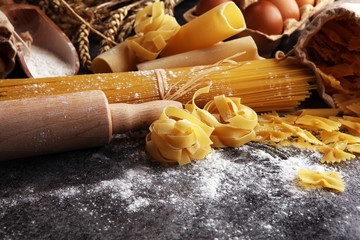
109 100 183 133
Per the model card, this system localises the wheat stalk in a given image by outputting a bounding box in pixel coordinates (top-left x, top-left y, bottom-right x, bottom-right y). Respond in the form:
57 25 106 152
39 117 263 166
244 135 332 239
78 24 92 71
116 15 136 43
100 6 130 53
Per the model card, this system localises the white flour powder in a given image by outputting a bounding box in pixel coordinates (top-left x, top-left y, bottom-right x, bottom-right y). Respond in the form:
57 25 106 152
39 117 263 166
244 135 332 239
23 45 74 78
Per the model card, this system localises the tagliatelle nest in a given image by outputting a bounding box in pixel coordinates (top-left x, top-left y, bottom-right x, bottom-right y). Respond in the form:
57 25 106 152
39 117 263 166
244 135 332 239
18 0 183 71
294 0 360 116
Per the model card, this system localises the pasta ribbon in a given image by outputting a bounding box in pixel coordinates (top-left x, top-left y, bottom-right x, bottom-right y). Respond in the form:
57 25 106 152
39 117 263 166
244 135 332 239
298 168 345 192
125 2 180 61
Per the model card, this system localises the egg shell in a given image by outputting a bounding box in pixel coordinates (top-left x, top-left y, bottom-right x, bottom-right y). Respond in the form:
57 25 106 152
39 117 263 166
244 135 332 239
263 0 300 21
244 1 283 35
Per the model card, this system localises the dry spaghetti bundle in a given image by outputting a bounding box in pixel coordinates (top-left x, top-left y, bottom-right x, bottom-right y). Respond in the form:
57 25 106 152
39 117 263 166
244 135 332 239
0 58 316 112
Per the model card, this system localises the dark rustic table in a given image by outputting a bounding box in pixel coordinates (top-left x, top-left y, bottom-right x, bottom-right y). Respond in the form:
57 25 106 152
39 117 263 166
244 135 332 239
1 1 360 239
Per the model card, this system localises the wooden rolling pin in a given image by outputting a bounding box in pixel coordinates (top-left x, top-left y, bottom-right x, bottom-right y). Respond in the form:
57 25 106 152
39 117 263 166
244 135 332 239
0 90 182 161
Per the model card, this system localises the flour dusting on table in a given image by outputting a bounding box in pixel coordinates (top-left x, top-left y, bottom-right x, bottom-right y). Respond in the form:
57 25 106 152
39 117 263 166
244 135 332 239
0 135 359 239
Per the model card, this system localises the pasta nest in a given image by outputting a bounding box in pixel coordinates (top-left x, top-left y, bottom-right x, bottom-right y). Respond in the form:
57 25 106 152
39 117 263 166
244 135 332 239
192 94 258 148
146 86 258 165
125 2 180 61
146 107 214 165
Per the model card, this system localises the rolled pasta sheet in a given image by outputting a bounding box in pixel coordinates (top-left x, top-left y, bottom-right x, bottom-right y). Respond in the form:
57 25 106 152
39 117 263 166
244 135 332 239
146 106 214 165
160 1 246 57
137 36 263 71
125 2 180 61
91 42 138 73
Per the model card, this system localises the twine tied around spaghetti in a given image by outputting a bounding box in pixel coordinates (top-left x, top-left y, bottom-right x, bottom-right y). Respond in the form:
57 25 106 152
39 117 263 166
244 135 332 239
154 52 246 103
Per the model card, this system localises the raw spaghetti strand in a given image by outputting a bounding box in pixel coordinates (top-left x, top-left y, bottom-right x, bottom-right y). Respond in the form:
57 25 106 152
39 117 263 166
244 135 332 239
0 59 316 112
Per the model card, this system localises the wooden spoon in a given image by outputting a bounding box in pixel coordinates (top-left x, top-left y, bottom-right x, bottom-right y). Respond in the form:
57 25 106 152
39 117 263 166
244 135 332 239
0 0 80 78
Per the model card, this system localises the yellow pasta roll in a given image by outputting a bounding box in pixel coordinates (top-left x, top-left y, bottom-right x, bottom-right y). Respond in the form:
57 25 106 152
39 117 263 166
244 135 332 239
160 1 246 57
125 2 180 61
298 168 345 192
91 41 138 73
137 36 263 70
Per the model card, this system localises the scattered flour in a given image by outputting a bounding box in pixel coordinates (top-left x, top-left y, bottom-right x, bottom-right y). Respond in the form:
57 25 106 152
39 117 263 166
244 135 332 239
0 143 345 214
1 138 358 239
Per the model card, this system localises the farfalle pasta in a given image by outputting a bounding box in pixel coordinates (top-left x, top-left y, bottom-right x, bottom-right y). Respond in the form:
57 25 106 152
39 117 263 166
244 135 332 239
347 144 360 154
319 131 360 144
125 2 180 61
337 117 360 137
254 124 292 143
317 141 356 163
333 93 360 115
255 109 360 164
281 122 323 145
294 1 360 113
294 108 340 118
347 103 360 116
298 168 345 192
295 115 341 131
